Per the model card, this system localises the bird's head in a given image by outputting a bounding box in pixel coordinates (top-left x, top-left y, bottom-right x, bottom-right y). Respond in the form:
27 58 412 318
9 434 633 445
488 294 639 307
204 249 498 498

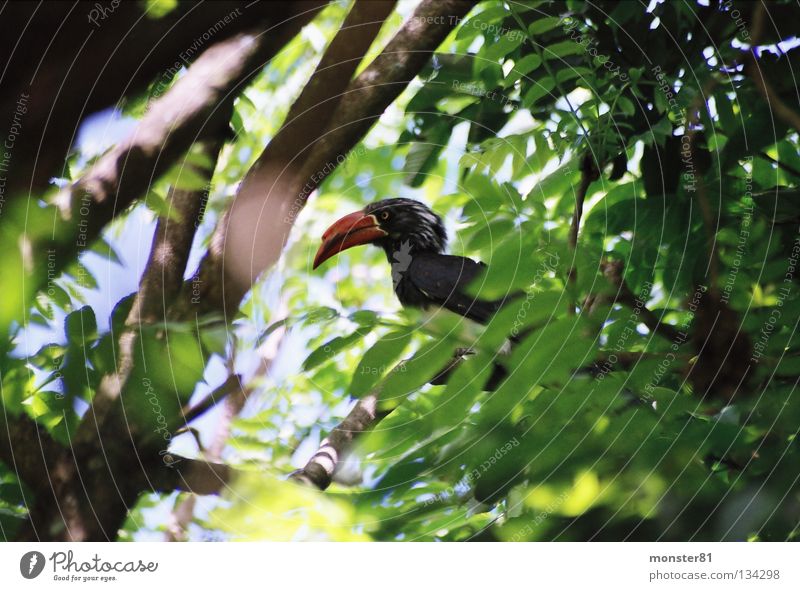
313 198 446 269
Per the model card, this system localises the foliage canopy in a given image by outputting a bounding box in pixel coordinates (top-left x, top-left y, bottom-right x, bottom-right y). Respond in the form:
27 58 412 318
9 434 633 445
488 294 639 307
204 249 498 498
1 0 799 541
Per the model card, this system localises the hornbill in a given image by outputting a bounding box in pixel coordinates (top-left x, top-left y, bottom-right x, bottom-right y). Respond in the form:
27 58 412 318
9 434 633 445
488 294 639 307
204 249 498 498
313 198 508 324
313 198 516 388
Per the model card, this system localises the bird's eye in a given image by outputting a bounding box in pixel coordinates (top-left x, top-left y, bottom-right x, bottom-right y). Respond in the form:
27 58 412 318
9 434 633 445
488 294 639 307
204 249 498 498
381 211 390 221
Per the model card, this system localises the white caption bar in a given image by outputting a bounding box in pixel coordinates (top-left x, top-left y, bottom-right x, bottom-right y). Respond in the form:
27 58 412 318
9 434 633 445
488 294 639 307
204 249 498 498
1 542 797 590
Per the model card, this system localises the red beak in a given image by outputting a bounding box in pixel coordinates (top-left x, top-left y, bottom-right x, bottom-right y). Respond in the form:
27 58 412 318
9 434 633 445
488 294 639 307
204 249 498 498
313 210 387 269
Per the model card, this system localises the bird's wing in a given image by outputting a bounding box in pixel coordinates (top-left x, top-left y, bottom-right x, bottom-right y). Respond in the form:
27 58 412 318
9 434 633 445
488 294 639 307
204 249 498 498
407 253 503 324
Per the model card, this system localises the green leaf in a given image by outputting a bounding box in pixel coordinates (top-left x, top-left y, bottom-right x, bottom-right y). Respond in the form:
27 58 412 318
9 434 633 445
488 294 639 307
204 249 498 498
477 289 565 351
466 218 516 252
714 90 736 130
350 330 413 397
299 307 339 327
616 96 635 117
200 323 229 357
378 339 457 412
505 54 542 86
425 351 495 430
163 162 209 191
545 41 583 59
129 326 207 417
403 121 452 187
144 0 178 19
350 310 380 327
522 77 555 108
31 343 66 368
528 17 562 35
0 363 29 415
89 237 123 265
456 6 509 41
65 260 98 291
302 327 372 372
482 31 524 63
183 149 216 171
467 237 547 300
556 66 593 84
64 306 97 347
48 283 72 312
230 109 246 138
650 117 673 137
144 190 177 220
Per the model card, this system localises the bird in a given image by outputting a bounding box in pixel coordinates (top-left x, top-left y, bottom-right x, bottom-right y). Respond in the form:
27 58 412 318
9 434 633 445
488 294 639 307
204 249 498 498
313 198 510 324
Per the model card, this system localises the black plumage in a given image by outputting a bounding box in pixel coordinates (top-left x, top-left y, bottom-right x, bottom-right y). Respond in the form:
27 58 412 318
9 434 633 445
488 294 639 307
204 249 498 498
397 253 500 324
359 199 506 323
314 198 516 389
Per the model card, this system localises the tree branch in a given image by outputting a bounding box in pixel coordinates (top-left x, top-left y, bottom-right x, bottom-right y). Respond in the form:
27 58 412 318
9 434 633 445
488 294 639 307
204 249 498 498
24 140 229 540
205 0 396 308
0 412 63 498
77 139 226 448
568 153 599 251
36 4 323 302
295 0 476 199
191 0 476 316
285 344 481 490
0 1 323 199
682 85 753 401
152 457 233 496
290 393 381 490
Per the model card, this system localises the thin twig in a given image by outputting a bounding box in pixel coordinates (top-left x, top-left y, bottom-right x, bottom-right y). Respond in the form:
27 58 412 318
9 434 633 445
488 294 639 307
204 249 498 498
568 154 599 314
569 155 599 251
180 373 243 426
